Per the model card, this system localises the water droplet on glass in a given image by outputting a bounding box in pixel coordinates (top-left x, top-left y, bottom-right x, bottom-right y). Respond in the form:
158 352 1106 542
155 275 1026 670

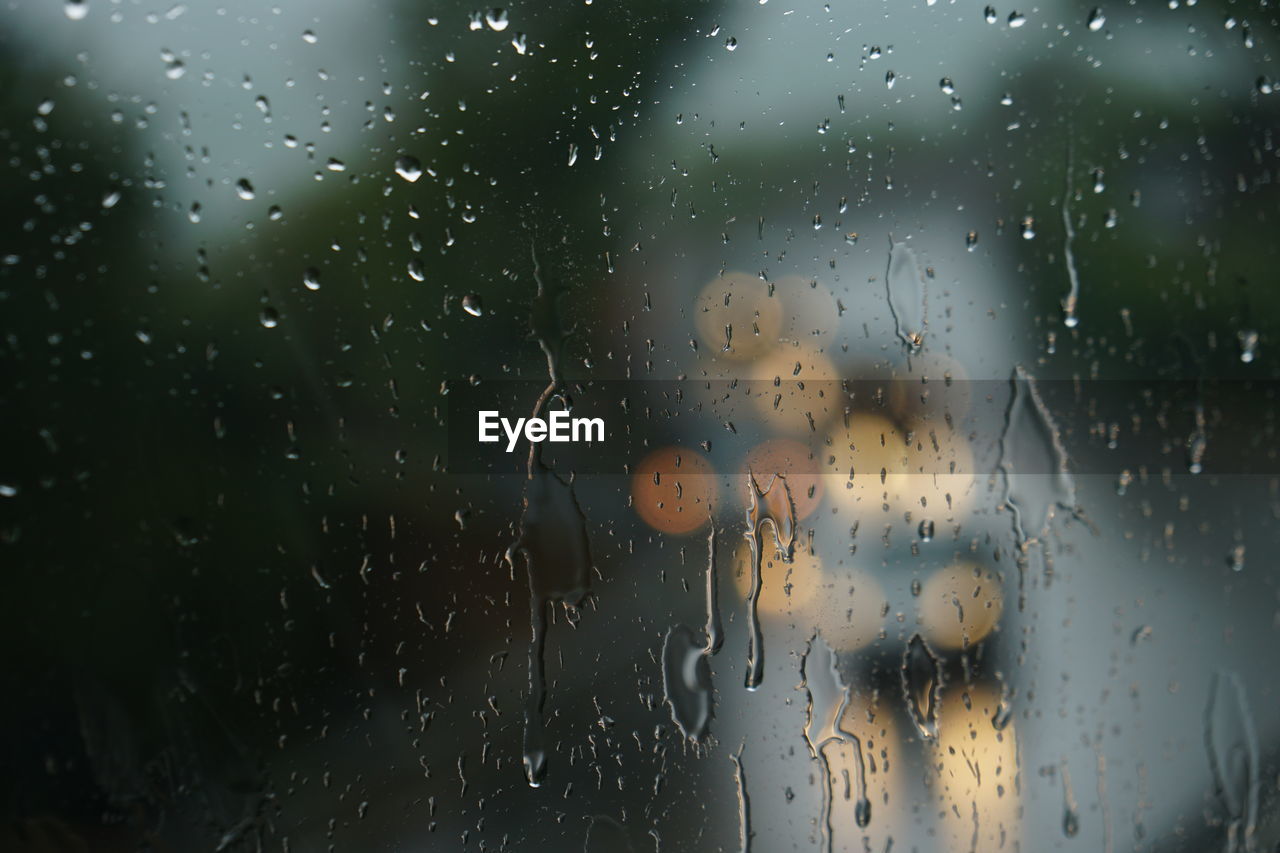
407 258 426 282
661 625 713 741
1226 544 1246 572
901 633 943 739
162 54 186 80
984 5 997 23
235 179 255 200
1062 806 1080 837
725 37 738 51
65 0 88 19
302 29 318 44
259 307 279 328
1087 7 1105 30
302 267 321 291
939 77 955 95
1007 11 1026 27
918 519 935 541
1020 216 1035 239
462 293 483 316
485 8 509 31
395 155 423 182
885 236 927 353
885 70 895 89
1237 329 1258 363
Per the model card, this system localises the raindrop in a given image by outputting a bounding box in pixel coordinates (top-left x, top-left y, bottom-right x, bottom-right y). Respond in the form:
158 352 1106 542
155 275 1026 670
884 236 927 353
485 8 509 31
407 258 426 282
984 5 997 23
1062 806 1080 837
511 32 528 54
1020 216 1035 239
1087 7 1105 30
1226 544 1246 572
900 633 943 739
1237 329 1258 363
462 293 483 316
965 230 978 251
939 77 955 95
1007 11 1026 27
885 70 895 89
661 625 713 741
395 155 423 182
302 29 318 44
918 519 935 541
235 179 255 200
162 52 186 80
64 0 88 20
101 189 121 209
259 307 280 329
302 267 321 291
725 37 738 51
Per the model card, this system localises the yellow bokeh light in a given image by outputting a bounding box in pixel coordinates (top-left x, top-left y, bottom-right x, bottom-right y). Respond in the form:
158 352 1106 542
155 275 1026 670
744 343 841 436
693 271 782 362
919 563 1004 651
821 412 975 519
931 683 1021 851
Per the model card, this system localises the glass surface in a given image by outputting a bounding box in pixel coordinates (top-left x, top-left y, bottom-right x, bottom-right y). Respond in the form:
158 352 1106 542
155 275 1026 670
2 0 1278 850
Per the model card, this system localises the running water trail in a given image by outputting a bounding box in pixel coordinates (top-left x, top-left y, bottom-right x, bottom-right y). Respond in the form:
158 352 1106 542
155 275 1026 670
505 243 592 786
743 472 796 690
730 742 752 852
999 365 1078 551
800 633 871 852
1060 138 1082 328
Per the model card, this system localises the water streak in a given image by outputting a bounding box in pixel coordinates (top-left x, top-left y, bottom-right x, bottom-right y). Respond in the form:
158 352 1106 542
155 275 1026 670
800 633 871 851
999 365 1078 549
743 472 796 690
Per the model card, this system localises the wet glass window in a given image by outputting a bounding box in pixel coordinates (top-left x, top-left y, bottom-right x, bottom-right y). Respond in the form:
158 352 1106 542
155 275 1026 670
3 0 1278 850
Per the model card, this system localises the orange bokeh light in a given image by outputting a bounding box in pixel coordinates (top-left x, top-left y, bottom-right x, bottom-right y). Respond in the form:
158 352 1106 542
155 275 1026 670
631 446 718 534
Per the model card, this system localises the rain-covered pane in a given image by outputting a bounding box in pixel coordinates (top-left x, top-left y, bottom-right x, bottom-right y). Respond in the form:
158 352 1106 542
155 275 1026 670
3 0 1279 850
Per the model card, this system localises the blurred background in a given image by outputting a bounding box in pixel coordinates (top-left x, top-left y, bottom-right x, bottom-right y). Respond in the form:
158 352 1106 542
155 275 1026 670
2 0 1279 850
